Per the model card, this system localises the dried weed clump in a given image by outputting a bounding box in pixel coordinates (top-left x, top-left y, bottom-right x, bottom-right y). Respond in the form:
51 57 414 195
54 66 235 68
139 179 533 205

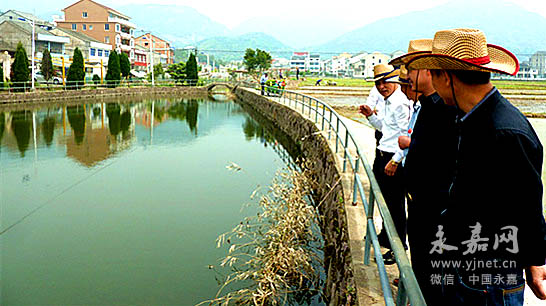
205 167 323 305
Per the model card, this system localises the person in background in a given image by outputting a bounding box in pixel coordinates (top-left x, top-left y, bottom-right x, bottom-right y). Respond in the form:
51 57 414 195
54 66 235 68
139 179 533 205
260 72 268 95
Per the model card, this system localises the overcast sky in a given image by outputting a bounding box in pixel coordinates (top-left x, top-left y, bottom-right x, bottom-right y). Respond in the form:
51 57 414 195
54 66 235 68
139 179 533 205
8 0 546 30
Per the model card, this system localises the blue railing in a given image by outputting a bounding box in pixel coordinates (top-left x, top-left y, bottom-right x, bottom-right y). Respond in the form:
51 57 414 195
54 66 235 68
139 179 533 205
239 82 426 306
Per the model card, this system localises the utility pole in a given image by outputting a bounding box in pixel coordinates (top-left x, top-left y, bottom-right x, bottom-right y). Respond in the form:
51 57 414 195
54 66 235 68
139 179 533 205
149 33 154 87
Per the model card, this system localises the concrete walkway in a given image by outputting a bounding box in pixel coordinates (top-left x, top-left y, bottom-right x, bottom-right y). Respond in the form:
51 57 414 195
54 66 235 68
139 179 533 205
253 89 545 306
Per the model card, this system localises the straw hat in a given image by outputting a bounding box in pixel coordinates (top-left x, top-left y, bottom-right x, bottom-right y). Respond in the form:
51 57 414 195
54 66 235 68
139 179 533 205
373 64 400 82
390 39 433 66
406 29 519 75
397 65 410 84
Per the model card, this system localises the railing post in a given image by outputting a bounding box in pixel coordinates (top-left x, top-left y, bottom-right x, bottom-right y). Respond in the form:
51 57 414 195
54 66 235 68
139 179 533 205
364 191 375 265
321 104 326 131
313 100 318 123
396 278 408 306
343 128 349 172
352 157 360 205
328 110 333 140
335 117 340 153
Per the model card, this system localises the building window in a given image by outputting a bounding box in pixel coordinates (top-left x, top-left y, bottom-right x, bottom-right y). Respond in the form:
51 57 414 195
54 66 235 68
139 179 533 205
105 50 110 57
130 29 134 36
105 23 110 31
98 49 103 57
116 35 120 45
105 36 110 43
144 42 148 46
89 25 93 30
130 39 134 46
90 48 96 56
115 24 120 32
72 24 77 30
83 24 87 30
82 12 88 18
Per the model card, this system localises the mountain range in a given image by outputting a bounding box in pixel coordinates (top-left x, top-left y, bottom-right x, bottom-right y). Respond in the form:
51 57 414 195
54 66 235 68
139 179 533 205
37 0 546 62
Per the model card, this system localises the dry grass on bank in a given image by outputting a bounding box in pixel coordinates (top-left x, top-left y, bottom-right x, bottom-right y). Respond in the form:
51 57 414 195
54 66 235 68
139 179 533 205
201 166 324 305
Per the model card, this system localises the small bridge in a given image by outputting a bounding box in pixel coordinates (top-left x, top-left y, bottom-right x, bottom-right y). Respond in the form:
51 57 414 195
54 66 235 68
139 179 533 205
206 82 236 92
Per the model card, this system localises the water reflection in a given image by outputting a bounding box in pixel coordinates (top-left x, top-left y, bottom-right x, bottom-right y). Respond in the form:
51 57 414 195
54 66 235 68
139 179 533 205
67 106 86 144
106 103 121 137
11 111 32 157
41 114 56 147
0 112 5 143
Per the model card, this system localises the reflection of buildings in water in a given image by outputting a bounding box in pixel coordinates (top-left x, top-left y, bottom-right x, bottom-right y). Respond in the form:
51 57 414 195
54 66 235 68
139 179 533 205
64 103 135 168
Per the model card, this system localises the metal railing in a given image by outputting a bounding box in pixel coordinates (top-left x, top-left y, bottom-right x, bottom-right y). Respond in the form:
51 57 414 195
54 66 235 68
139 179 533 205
239 82 425 305
0 78 231 93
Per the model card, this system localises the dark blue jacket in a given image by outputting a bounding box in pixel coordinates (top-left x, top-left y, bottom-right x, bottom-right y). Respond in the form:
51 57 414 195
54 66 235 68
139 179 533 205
445 89 546 268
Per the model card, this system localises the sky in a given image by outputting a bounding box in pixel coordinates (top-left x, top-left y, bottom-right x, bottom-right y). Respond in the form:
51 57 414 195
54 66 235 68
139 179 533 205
8 0 546 31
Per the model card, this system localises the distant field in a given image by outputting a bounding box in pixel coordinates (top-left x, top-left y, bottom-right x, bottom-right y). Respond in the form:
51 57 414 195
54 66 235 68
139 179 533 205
295 77 546 90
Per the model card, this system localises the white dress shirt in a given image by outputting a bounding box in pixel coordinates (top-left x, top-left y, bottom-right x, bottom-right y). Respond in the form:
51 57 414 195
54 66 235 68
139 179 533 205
367 86 412 162
365 86 385 128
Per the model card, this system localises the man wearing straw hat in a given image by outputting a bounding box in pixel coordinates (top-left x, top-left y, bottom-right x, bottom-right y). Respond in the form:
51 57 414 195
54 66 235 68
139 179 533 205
408 28 546 304
391 38 459 304
360 64 411 263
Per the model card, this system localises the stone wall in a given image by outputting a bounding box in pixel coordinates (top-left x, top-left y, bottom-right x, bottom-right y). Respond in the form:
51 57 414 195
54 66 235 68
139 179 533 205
0 86 209 105
234 88 356 305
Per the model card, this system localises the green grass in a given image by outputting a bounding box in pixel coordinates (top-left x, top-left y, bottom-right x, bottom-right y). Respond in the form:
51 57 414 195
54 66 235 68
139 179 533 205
296 77 373 87
296 77 546 90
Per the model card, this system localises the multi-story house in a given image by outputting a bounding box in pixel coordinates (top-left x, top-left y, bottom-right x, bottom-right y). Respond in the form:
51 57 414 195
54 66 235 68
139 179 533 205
516 62 539 79
308 54 321 73
49 27 112 76
55 0 136 62
0 10 54 30
135 33 174 65
133 45 148 75
351 52 391 79
0 20 69 64
530 51 546 77
290 52 308 72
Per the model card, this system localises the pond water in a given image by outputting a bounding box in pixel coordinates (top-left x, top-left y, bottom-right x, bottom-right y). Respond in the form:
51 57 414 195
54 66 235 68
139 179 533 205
0 96 320 305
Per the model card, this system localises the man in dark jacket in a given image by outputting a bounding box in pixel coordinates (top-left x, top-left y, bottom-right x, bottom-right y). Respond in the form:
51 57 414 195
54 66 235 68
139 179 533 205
391 39 458 304
408 28 546 305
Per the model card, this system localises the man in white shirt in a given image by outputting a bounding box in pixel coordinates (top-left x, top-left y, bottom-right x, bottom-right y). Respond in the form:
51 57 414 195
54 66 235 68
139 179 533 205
260 73 268 95
360 85 385 148
360 64 411 263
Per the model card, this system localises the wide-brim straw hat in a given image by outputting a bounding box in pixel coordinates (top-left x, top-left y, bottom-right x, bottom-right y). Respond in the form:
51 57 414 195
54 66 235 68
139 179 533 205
373 64 400 82
407 28 519 75
390 39 433 66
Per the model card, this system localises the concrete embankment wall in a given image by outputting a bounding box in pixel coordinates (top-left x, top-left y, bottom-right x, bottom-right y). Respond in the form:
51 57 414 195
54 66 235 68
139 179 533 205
0 87 208 105
234 88 356 305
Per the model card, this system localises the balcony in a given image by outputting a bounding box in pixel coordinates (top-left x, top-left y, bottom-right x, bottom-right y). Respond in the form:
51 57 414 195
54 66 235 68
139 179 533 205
119 44 132 52
120 31 132 40
107 16 136 29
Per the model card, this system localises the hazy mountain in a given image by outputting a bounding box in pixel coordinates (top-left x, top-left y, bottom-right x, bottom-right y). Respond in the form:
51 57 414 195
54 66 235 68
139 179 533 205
195 32 293 62
312 0 546 60
117 4 230 47
231 16 351 49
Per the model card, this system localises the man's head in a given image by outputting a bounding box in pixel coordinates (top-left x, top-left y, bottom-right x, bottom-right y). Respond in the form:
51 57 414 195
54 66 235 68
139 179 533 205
408 69 434 96
398 65 420 102
429 69 491 105
265 73 268 77
373 64 399 98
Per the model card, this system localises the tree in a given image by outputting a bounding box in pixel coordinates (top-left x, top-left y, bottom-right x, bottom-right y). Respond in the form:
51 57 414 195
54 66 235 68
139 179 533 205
166 62 186 83
119 52 131 80
0 65 3 88
186 53 198 86
105 50 121 87
12 42 29 91
67 47 85 89
256 49 272 72
243 48 258 72
153 64 164 79
41 48 54 83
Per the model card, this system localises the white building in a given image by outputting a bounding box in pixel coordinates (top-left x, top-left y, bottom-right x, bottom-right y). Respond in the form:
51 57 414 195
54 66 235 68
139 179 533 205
351 52 391 79
515 62 539 79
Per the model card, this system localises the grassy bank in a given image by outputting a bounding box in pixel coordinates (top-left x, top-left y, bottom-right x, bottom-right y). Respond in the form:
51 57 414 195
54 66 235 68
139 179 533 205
295 77 546 90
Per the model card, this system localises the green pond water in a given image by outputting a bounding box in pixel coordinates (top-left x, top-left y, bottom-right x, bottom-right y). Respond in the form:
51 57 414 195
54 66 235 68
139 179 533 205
0 96 321 305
